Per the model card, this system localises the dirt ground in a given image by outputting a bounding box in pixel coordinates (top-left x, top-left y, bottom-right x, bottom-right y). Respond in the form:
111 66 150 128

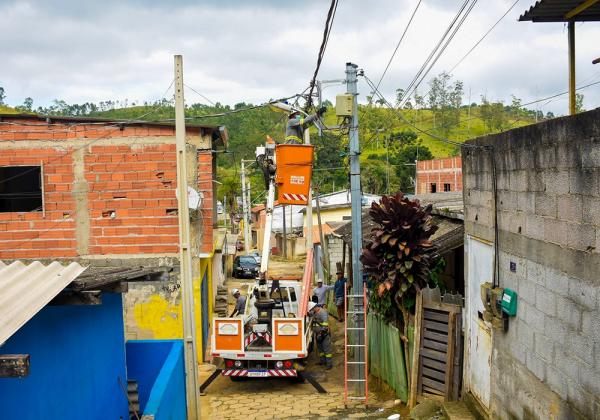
199 254 409 419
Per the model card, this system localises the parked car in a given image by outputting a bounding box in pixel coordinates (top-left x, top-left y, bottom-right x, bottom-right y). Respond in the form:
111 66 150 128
248 250 261 264
233 256 259 279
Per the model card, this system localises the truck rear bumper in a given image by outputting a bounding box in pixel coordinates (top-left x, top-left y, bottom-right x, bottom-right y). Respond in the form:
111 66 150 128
222 369 297 378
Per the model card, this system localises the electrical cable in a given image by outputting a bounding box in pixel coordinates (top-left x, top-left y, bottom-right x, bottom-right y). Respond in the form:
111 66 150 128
374 0 423 94
400 0 478 107
184 83 216 106
448 0 521 74
306 0 339 110
398 0 471 106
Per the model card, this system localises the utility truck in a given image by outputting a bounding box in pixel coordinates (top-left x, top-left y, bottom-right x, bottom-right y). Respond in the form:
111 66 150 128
210 122 318 381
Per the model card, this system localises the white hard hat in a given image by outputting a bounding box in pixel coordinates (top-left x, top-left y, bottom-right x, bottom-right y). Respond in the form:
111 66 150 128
307 301 317 312
231 288 240 296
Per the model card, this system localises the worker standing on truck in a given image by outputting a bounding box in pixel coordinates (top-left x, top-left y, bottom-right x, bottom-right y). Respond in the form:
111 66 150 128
308 301 333 370
230 288 246 317
284 107 327 144
313 279 334 306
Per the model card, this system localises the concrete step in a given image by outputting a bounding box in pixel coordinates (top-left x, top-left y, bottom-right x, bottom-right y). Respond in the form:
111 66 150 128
442 401 477 420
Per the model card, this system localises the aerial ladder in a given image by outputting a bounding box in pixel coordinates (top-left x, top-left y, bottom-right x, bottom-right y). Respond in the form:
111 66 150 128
203 106 325 392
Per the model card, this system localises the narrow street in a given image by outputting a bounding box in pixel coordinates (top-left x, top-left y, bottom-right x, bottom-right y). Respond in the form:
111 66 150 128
199 256 407 420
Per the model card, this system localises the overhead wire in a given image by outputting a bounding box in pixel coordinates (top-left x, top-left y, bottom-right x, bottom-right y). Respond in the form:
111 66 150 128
400 0 478 107
398 0 471 105
184 83 216 106
448 0 521 74
373 0 423 94
305 0 339 110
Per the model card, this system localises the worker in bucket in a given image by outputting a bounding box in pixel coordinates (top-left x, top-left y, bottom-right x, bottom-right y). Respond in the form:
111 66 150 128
230 288 247 317
313 279 334 306
308 301 333 370
284 106 327 144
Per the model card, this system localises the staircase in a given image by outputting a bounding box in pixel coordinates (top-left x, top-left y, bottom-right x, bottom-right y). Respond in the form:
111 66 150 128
127 379 140 420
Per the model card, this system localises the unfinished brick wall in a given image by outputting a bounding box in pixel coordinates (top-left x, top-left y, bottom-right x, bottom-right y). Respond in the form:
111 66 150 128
416 156 462 194
0 116 215 259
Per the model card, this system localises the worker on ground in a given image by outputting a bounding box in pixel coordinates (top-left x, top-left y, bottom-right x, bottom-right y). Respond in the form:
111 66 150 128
308 301 332 370
334 270 349 322
313 279 334 306
230 288 247 317
285 107 327 144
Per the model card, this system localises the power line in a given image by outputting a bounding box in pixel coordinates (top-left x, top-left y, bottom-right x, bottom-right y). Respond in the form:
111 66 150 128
400 0 478 107
363 73 478 149
399 0 472 105
306 0 339 110
374 0 422 94
449 0 521 74
184 83 216 106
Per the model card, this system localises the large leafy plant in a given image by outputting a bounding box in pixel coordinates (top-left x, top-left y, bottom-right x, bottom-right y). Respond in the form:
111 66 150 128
361 192 439 314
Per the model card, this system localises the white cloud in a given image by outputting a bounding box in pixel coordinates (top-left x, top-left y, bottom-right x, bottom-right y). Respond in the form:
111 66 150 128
0 0 599 114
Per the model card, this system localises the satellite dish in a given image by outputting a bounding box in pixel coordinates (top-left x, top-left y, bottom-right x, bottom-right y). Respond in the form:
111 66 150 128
188 187 201 210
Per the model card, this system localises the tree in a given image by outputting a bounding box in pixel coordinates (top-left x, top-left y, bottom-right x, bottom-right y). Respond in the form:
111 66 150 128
575 93 585 113
427 72 463 134
0 87 5 105
480 96 507 132
393 143 433 193
16 97 33 112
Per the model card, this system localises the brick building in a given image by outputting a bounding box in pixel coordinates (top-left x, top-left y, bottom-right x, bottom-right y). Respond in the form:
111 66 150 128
416 156 462 194
0 113 227 358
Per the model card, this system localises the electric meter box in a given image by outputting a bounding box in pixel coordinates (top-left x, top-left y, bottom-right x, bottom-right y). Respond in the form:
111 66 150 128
336 94 353 117
501 288 518 316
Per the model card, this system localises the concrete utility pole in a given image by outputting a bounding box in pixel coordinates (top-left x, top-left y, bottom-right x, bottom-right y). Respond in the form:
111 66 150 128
241 160 250 254
346 62 365 393
304 117 314 270
173 54 200 419
246 180 252 247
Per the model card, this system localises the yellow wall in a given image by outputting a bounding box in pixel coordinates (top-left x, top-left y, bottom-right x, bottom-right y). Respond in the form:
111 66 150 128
303 207 351 227
131 257 213 362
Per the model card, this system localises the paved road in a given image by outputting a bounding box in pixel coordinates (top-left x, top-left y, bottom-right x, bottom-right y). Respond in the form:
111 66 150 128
199 255 405 419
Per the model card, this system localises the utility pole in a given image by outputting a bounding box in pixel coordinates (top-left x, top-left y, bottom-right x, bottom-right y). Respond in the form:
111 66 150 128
304 116 314 271
246 180 252 247
173 55 200 419
241 160 250 255
568 21 576 115
346 62 365 395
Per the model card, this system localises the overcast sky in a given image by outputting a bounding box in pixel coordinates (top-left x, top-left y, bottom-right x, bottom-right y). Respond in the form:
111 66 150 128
1 0 599 115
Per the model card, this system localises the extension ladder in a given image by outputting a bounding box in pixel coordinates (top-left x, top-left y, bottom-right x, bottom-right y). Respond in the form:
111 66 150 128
343 285 368 407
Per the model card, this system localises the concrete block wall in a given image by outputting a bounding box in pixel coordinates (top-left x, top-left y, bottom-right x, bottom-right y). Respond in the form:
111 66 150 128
462 108 600 419
416 156 462 194
327 235 345 278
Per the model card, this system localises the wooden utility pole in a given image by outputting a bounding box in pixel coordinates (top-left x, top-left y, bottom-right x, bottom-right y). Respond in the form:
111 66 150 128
174 54 200 419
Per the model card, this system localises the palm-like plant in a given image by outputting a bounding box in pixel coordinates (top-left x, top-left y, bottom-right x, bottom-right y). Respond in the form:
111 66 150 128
361 192 439 313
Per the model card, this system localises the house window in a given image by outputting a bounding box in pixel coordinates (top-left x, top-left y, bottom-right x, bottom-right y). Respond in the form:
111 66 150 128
444 183 451 192
0 166 43 212
430 183 437 193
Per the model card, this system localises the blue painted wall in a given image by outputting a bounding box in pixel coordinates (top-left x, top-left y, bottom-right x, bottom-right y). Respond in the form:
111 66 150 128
126 340 186 420
0 293 129 420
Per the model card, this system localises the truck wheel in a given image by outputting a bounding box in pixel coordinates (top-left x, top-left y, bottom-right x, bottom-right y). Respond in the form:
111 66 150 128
230 376 245 382
307 340 314 354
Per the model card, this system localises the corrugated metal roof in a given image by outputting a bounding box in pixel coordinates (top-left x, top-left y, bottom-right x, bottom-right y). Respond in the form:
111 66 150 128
520 0 600 22
0 260 87 345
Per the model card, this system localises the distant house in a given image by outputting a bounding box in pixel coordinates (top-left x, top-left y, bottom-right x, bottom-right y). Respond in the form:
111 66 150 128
0 260 185 420
0 113 228 360
416 156 462 194
301 190 381 228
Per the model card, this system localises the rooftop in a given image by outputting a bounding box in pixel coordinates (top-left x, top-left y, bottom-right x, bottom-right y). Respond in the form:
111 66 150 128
519 0 600 22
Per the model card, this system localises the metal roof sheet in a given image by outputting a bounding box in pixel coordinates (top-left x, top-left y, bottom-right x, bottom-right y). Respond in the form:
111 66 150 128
0 260 87 345
520 0 600 22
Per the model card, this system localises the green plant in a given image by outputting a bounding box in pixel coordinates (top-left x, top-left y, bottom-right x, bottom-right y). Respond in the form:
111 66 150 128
361 192 439 313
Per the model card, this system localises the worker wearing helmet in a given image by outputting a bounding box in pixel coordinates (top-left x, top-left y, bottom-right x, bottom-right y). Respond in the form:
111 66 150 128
284 106 327 144
308 301 333 370
230 288 247 317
